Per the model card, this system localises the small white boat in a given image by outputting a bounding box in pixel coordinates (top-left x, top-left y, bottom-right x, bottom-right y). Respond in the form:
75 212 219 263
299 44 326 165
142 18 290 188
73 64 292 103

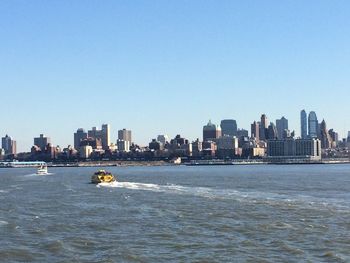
36 165 48 175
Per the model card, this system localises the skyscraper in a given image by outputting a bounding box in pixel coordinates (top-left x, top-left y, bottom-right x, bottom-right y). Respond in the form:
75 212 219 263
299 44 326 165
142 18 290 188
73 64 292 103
319 119 331 149
1 135 16 155
88 124 111 150
74 128 88 150
220 119 237 137
267 122 278 140
308 111 318 138
101 124 111 150
300 110 307 139
118 129 132 143
251 121 260 141
260 114 268 140
276 116 288 139
203 120 221 142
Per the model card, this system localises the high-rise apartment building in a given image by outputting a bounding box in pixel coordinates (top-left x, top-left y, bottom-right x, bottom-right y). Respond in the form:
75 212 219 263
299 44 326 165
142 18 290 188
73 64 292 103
300 110 308 139
34 134 51 151
1 135 16 155
101 124 111 150
308 111 318 138
251 121 260 141
220 119 237 137
276 116 288 139
74 128 88 150
203 120 221 142
118 129 132 143
88 124 110 150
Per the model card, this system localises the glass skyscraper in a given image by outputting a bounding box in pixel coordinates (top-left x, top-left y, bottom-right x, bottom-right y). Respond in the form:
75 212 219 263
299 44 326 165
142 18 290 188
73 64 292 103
300 110 307 139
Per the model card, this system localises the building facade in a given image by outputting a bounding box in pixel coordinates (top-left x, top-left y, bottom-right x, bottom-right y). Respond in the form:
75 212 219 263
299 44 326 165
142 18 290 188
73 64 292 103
220 119 238 137
300 110 308 139
308 111 318 138
1 135 16 155
203 120 221 142
276 116 288 139
74 128 88 150
34 134 51 151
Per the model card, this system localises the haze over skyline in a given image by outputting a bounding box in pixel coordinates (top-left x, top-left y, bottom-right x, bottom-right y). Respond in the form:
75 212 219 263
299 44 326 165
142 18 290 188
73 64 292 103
1 1 350 152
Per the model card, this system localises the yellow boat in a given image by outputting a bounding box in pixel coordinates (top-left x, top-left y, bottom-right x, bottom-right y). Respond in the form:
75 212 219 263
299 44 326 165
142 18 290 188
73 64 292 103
91 170 116 184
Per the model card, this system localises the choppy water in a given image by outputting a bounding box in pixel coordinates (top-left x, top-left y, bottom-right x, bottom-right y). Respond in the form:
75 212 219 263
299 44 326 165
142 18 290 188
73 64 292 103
1 164 350 262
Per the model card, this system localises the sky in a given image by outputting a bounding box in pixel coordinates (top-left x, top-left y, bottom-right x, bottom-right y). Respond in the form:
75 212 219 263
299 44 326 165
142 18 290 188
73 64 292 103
1 0 350 152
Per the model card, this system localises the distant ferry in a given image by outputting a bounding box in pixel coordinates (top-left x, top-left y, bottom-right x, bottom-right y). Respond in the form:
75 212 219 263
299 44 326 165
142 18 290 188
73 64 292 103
36 165 48 175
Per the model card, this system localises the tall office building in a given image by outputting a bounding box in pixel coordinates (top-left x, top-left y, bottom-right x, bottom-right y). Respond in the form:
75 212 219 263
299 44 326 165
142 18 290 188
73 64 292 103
251 121 260 141
74 128 88 150
34 134 51 151
308 111 318 138
260 114 268 140
220 119 237 137
319 119 331 149
88 124 110 150
267 123 278 140
101 124 111 150
347 131 350 143
118 129 132 143
203 120 221 142
300 110 308 139
276 116 288 139
1 135 16 155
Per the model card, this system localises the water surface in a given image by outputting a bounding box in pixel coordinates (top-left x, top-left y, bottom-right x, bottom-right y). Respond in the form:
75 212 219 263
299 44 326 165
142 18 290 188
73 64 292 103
1 164 350 262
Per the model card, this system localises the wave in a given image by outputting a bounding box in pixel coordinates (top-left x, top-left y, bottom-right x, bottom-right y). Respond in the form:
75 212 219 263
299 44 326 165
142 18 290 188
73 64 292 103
97 181 350 211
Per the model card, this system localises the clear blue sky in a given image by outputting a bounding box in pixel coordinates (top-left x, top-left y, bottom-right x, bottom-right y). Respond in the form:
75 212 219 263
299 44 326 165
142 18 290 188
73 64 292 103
1 0 350 152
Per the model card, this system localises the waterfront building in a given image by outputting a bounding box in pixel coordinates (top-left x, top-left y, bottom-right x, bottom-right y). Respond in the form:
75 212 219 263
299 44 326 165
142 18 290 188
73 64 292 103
251 121 260 141
0 148 5 159
347 131 350 143
117 139 130 152
308 111 318 138
34 134 51 151
300 110 308 139
118 129 132 143
260 114 269 141
80 145 93 159
1 135 17 155
202 140 216 157
203 120 221 142
276 116 288 139
74 128 88 150
220 119 238 137
267 138 321 162
216 136 239 159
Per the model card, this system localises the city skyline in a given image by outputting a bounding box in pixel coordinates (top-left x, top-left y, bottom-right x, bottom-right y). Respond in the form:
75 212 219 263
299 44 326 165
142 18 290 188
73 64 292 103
1 1 350 151
1 110 348 153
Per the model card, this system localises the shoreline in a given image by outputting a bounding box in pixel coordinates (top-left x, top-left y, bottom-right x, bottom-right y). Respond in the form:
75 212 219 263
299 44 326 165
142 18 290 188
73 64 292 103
1 158 349 168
